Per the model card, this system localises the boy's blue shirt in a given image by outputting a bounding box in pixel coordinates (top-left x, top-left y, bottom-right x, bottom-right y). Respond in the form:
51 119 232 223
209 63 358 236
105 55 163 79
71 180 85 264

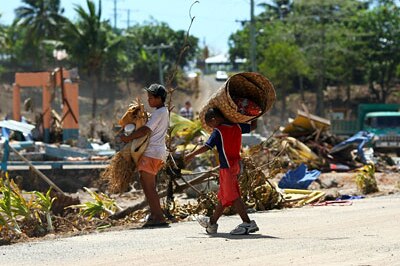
205 122 251 168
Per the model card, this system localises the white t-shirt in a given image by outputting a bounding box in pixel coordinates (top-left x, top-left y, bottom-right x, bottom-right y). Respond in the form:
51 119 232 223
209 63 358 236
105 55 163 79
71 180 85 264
143 106 169 161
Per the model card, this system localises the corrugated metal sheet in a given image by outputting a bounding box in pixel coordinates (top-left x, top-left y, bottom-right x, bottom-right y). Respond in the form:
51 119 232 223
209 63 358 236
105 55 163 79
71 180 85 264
0 120 35 135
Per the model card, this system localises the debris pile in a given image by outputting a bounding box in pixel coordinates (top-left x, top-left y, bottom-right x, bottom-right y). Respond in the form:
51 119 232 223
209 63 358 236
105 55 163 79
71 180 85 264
1 71 399 246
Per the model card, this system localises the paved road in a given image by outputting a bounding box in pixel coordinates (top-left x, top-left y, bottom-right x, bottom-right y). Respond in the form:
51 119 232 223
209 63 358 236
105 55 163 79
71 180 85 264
192 74 225 114
1 194 399 266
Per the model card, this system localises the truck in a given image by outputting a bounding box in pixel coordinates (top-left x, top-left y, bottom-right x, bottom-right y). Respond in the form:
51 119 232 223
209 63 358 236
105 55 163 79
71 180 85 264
331 103 400 155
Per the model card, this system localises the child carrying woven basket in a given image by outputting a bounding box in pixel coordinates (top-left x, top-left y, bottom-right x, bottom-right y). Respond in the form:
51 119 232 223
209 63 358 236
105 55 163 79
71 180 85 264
185 108 259 235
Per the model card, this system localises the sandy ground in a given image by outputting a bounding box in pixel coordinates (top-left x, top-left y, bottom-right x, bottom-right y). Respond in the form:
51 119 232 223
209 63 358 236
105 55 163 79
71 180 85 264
1 194 399 266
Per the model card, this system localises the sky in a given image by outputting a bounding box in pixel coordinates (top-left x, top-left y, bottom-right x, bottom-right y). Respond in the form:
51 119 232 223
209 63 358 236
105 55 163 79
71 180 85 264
0 0 264 55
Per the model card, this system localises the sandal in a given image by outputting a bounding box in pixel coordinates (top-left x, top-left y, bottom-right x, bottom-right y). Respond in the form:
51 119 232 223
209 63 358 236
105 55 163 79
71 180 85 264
142 220 169 228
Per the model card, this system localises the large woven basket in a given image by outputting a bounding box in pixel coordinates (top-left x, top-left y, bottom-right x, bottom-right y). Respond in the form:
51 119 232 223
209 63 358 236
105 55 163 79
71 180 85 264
200 72 276 132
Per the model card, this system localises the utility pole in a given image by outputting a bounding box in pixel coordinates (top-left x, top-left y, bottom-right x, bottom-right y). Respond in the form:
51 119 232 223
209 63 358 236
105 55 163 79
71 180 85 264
250 0 257 72
144 44 173 85
127 9 130 28
122 9 139 29
108 0 124 29
114 0 117 29
121 9 137 29
109 0 118 30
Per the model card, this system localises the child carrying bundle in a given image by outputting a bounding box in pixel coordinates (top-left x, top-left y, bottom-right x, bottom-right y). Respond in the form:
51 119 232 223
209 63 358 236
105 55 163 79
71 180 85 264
102 98 149 194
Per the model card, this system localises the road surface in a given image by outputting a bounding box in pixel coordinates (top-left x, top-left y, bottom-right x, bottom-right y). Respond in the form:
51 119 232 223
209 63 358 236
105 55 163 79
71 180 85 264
1 194 399 265
191 74 225 115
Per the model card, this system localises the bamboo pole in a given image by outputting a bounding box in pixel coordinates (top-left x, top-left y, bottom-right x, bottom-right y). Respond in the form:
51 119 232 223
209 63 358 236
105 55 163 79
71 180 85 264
8 144 65 195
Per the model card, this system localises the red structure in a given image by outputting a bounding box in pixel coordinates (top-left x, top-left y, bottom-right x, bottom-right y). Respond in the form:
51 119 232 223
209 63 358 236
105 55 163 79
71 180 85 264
13 69 79 142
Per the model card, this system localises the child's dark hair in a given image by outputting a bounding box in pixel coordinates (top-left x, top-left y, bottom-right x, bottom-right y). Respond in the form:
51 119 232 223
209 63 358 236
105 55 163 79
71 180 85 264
205 108 224 122
160 94 166 103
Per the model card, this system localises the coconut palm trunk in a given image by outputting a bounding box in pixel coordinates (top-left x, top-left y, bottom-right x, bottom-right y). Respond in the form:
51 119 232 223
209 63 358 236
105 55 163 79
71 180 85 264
90 74 99 137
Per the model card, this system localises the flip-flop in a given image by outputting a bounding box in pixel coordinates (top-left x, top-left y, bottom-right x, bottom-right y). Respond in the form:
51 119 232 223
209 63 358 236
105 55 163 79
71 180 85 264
142 220 170 228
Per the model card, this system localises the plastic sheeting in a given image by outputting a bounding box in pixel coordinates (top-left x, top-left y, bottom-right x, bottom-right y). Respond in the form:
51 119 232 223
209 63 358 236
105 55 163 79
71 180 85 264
330 131 374 164
278 163 321 189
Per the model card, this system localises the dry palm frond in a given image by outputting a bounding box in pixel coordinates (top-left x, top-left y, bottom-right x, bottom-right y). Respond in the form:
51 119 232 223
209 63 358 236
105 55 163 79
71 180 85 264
239 157 283 211
280 136 322 169
355 164 379 194
102 152 136 194
102 98 148 194
170 112 209 143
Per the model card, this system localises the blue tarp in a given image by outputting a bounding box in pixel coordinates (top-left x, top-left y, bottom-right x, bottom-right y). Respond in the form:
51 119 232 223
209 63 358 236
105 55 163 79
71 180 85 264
278 163 321 189
330 131 374 164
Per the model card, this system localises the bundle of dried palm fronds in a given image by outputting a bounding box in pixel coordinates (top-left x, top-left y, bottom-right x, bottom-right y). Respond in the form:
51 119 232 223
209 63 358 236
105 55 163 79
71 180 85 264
238 157 283 211
280 136 322 169
102 99 149 194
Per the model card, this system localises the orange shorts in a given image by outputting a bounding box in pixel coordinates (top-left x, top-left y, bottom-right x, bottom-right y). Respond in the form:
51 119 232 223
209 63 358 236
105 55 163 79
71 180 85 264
218 161 241 207
137 156 164 176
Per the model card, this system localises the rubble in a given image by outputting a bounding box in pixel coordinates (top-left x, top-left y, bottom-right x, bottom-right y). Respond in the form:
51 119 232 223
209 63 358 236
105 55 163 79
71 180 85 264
1 76 399 246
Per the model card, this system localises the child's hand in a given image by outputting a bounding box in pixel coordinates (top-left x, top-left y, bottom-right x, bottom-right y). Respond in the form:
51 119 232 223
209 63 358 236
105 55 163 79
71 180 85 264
184 153 194 165
120 134 131 143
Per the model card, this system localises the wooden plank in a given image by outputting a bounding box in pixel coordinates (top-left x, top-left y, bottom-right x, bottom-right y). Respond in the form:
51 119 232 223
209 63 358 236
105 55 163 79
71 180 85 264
8 144 65 195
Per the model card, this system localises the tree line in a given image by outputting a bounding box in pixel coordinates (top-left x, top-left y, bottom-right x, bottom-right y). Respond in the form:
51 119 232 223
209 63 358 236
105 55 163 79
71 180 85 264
0 0 199 132
1 0 400 121
229 0 400 117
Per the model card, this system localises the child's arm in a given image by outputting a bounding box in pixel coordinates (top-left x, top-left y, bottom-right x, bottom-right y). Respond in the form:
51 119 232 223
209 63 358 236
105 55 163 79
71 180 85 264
184 145 211 164
120 126 151 143
250 119 258 131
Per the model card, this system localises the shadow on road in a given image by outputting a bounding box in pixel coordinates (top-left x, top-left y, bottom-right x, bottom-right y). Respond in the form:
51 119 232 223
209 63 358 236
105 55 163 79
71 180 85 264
211 233 281 240
188 233 281 240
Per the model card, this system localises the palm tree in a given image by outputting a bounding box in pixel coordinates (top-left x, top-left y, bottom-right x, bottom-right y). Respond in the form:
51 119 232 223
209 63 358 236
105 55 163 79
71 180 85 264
15 0 65 38
61 0 120 137
14 0 66 69
0 22 6 51
258 0 293 21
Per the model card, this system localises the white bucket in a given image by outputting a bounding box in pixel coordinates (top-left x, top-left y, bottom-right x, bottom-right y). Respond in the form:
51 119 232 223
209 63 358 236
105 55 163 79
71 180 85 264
124 124 136 136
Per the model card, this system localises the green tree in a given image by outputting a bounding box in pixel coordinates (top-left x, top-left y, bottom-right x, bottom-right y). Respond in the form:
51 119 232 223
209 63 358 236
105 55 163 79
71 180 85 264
61 0 120 136
229 0 293 71
0 20 5 47
14 0 65 39
229 0 369 117
0 24 39 75
0 22 6 76
228 27 250 70
125 21 198 85
356 1 400 102
259 41 309 120
290 0 366 116
258 0 293 21
14 0 67 69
